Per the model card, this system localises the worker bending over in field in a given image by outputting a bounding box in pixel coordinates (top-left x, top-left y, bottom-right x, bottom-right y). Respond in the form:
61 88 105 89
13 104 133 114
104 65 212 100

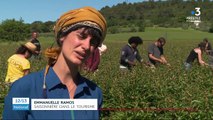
83 47 100 73
3 6 106 119
98 43 107 56
203 38 213 70
5 42 37 86
147 37 170 68
119 36 143 71
203 38 212 54
83 43 107 73
184 42 209 70
209 50 213 70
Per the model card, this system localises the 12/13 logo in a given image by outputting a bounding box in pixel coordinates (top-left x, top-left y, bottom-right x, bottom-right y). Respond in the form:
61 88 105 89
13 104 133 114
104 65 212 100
12 98 29 110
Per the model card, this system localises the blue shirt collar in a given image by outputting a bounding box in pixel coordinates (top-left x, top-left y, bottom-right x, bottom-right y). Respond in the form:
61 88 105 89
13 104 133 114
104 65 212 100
45 67 88 97
45 67 61 89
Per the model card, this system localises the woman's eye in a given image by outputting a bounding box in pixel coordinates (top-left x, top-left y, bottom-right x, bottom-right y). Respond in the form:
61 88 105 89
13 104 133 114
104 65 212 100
77 34 85 39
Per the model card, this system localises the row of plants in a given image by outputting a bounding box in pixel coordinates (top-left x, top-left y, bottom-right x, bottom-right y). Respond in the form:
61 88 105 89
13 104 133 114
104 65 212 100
0 39 212 119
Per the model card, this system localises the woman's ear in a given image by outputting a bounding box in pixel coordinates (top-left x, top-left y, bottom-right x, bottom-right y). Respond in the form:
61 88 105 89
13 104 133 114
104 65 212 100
60 37 65 43
25 51 32 58
58 37 65 46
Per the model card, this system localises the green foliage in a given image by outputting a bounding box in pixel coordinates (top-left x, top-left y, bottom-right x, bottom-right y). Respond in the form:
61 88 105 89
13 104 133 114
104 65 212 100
106 27 213 42
108 26 120 34
100 0 213 30
0 19 30 41
0 28 213 119
92 40 212 119
0 1 212 40
31 21 55 33
209 23 213 33
0 19 55 42
130 26 137 32
209 28 213 33
138 24 145 32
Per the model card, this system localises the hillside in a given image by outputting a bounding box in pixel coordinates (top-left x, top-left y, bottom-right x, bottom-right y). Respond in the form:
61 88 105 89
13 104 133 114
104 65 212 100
100 0 213 32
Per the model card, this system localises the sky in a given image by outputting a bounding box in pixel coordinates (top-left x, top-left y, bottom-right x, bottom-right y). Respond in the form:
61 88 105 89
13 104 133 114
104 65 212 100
0 0 144 24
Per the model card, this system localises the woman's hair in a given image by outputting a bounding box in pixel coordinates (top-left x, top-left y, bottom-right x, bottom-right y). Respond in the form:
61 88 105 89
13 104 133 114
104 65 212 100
128 36 143 45
57 25 102 48
16 45 32 54
203 38 208 43
157 37 166 44
198 42 207 52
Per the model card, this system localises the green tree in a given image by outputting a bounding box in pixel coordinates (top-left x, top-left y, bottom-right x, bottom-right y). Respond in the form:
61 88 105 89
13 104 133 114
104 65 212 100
30 21 43 33
44 21 55 32
0 19 29 41
209 23 213 33
100 0 213 30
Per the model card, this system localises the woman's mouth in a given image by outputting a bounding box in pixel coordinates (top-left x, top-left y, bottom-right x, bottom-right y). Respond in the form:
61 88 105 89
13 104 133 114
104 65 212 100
75 51 86 60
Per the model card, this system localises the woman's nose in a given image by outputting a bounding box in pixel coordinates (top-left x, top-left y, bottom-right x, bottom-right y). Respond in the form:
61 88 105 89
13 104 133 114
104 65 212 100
81 38 91 50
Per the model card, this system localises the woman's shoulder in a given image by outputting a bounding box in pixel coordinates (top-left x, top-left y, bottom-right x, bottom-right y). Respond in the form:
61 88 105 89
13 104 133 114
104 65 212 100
194 48 201 54
148 43 155 48
10 69 44 92
8 54 19 60
9 54 29 63
122 44 132 51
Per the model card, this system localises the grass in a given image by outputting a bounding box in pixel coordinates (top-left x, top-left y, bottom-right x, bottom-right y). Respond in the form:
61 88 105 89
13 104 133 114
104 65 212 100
0 27 212 119
106 27 213 42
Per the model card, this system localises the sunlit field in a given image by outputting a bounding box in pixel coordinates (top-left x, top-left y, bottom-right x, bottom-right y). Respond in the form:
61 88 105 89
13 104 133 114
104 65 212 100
0 28 212 119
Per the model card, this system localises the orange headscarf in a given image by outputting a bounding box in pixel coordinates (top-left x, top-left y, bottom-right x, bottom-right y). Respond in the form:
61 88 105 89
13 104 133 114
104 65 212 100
54 6 107 43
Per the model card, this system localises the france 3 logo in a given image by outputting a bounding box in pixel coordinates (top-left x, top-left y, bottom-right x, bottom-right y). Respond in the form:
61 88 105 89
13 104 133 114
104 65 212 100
186 7 201 28
191 7 201 17
12 98 29 110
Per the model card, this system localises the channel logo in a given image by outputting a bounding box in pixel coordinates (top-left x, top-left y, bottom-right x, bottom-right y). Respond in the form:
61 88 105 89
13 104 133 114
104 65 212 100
12 98 29 110
186 7 201 28
191 7 201 16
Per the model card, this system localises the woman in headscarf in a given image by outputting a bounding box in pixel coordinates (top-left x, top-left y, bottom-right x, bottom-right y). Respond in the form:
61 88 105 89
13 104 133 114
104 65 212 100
3 6 107 119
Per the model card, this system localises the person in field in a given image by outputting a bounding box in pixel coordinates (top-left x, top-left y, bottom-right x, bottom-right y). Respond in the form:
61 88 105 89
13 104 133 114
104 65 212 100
3 6 106 119
5 42 37 86
202 38 213 70
98 43 107 56
30 31 42 60
147 37 170 68
83 43 107 73
83 47 100 73
30 31 41 56
184 42 209 70
209 50 213 70
119 36 143 71
203 38 212 55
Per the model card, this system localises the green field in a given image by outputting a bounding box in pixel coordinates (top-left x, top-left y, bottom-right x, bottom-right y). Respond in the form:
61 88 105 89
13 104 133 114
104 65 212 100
106 27 213 42
0 27 213 119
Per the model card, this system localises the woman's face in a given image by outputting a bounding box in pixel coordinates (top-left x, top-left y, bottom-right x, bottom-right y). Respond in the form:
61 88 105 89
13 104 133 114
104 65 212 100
25 51 32 59
60 28 98 65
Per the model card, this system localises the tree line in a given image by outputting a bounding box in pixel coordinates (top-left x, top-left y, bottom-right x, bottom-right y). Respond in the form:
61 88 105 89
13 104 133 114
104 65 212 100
0 19 55 41
0 0 213 41
100 0 213 33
